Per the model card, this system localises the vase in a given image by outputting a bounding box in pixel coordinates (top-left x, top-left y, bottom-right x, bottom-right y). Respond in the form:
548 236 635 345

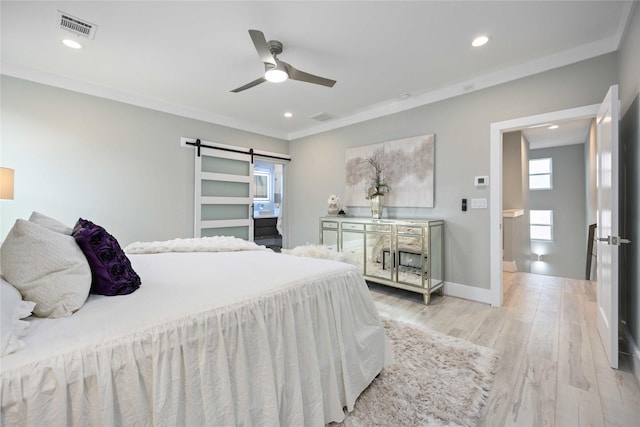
370 195 384 219
327 204 340 216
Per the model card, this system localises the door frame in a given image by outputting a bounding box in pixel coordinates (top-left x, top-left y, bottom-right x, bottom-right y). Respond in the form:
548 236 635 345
489 104 600 306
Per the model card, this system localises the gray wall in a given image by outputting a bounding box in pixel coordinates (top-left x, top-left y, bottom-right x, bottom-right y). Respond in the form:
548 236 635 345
288 53 618 290
502 131 524 209
502 131 531 274
0 76 288 245
529 144 586 279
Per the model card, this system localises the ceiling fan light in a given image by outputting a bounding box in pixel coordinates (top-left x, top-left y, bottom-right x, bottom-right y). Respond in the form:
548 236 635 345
265 60 289 83
265 68 288 83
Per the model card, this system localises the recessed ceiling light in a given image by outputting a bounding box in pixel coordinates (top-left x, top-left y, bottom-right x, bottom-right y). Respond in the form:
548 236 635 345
472 35 489 47
284 112 293 118
548 125 559 130
62 39 82 49
400 93 410 100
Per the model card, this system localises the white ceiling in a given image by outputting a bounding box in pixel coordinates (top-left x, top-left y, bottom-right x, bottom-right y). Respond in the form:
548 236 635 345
0 1 634 141
523 118 593 150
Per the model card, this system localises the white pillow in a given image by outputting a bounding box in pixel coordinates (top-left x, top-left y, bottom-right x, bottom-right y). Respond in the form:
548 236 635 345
29 211 73 235
1 277 35 356
0 219 91 318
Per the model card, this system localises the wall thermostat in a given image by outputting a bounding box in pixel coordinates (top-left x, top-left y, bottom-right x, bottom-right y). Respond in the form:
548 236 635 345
474 176 488 188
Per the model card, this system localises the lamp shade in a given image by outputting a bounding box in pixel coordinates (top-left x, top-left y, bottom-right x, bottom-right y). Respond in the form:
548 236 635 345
0 167 15 200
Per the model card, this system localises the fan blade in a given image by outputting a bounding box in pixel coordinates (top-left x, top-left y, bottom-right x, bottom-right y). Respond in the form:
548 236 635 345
249 29 276 66
283 62 336 88
231 77 266 93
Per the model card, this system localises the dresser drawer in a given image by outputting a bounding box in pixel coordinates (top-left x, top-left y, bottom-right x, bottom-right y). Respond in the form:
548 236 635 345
342 222 365 231
366 224 392 233
397 226 423 235
321 221 339 229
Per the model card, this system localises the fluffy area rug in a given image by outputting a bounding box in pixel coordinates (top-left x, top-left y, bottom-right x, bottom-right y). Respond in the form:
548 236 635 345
281 244 353 263
335 319 499 427
124 235 271 254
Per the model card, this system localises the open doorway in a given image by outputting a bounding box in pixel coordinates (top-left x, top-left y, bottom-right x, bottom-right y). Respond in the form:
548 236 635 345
253 159 284 251
502 118 593 280
489 104 600 306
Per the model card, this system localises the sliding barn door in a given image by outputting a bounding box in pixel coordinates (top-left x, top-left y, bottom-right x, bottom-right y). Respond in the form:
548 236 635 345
194 147 254 240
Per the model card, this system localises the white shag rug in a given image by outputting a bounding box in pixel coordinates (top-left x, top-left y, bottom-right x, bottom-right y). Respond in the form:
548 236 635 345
281 244 353 263
124 236 272 254
335 319 499 427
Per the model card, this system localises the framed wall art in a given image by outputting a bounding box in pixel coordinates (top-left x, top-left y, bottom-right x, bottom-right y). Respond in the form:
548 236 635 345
344 134 435 207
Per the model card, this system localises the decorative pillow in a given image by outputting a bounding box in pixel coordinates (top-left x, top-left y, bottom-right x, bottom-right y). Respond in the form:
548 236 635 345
1 277 36 356
28 211 73 235
0 219 91 318
72 218 141 296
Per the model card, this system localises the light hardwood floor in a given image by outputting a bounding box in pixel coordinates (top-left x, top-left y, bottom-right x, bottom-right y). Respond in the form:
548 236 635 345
369 272 640 427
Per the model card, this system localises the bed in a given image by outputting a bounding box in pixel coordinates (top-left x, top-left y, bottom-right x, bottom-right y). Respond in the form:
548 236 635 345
1 215 392 427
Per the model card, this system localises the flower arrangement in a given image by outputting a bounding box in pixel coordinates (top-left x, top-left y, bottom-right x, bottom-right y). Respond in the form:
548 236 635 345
327 194 341 216
364 156 390 199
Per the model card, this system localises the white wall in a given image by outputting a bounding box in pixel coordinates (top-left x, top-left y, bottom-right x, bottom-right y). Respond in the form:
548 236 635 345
0 76 288 245
288 53 618 291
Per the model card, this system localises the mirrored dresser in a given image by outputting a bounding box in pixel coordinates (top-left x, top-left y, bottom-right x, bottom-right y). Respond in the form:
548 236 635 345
319 217 444 304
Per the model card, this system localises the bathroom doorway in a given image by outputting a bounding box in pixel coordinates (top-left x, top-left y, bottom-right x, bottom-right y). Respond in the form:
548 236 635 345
253 159 285 251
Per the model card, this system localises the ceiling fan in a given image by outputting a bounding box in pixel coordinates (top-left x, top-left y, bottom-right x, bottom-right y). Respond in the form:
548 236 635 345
231 29 337 93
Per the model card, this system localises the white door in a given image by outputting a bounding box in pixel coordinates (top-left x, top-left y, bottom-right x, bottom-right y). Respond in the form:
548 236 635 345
184 137 291 242
596 84 621 369
194 145 254 240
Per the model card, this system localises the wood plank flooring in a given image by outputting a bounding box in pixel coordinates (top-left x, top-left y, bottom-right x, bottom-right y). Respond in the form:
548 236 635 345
369 272 640 427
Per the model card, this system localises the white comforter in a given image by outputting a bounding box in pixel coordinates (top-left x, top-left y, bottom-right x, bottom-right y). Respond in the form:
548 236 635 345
1 250 392 427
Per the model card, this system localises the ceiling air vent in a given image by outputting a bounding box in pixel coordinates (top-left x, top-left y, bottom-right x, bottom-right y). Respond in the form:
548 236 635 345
57 11 97 39
309 112 336 122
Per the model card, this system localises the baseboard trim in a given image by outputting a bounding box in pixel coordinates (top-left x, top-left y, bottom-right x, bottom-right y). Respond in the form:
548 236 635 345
444 281 493 305
623 324 640 389
502 261 517 272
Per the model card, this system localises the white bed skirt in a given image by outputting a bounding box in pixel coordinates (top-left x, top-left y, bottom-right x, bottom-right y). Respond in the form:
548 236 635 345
2 254 391 427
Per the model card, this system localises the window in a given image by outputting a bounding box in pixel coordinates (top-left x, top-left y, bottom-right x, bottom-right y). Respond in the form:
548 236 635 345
529 158 552 190
530 210 553 241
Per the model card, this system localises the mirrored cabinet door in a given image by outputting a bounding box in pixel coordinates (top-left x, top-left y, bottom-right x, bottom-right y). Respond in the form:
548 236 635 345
364 223 393 282
341 222 365 270
395 225 425 288
320 220 339 251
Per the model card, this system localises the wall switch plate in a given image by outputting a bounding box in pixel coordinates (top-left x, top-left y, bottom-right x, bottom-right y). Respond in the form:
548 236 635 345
471 198 487 209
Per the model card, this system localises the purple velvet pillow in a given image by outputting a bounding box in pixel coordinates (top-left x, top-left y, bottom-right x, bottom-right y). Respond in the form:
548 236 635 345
72 218 141 296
